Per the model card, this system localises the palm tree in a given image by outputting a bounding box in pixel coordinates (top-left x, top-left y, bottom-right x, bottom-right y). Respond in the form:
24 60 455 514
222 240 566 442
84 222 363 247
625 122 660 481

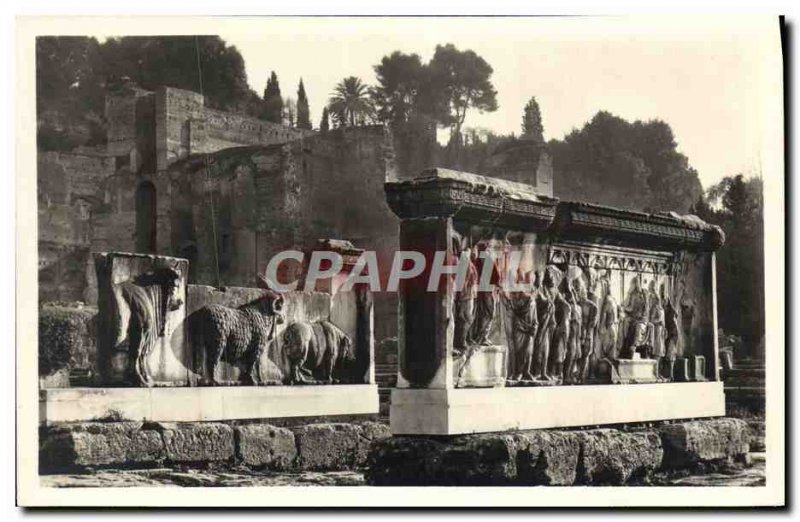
328 76 374 127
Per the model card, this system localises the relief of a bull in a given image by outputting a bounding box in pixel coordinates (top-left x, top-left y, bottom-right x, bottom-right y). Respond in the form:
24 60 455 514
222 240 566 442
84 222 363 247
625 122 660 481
281 320 355 384
190 291 285 385
109 267 184 386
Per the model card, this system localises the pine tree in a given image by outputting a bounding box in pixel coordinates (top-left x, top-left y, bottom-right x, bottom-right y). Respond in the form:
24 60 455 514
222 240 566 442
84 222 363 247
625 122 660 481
262 71 283 124
297 78 311 130
521 97 544 143
320 107 330 132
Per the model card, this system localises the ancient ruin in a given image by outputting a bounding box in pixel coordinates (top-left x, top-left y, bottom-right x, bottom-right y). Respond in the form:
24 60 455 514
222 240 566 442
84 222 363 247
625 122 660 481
35 81 751 488
39 248 378 425
384 168 726 435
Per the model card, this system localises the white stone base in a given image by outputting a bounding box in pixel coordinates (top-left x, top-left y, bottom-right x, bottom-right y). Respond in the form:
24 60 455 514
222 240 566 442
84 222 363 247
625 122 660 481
40 385 379 425
390 381 726 435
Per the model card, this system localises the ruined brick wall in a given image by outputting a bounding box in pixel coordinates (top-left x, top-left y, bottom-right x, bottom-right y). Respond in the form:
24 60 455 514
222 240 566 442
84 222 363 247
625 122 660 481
38 151 116 303
481 140 554 197
155 86 313 170
166 127 400 341
40 82 314 304
105 83 156 170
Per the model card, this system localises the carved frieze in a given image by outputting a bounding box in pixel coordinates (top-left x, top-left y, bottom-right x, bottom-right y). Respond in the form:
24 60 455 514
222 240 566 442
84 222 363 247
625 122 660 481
554 201 725 251
385 168 558 230
547 243 676 275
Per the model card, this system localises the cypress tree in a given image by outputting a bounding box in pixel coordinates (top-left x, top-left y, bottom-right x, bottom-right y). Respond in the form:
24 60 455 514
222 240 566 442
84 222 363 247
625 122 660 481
297 78 311 130
262 71 283 124
522 96 544 143
320 107 330 132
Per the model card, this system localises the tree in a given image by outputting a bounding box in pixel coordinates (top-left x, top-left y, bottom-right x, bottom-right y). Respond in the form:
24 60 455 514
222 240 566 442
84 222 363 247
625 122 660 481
296 79 311 130
320 107 330 132
262 71 283 123
36 35 269 150
549 111 702 213
100 36 257 115
428 44 498 142
372 51 431 126
283 97 297 127
521 97 544 143
36 36 106 150
328 76 374 127
630 119 703 212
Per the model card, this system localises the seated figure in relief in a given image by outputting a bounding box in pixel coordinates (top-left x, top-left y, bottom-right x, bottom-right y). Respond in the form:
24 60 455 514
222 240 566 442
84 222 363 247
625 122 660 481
620 274 653 359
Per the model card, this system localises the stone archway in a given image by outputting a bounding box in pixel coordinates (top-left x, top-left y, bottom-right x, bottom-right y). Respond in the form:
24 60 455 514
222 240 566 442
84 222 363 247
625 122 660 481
135 181 157 253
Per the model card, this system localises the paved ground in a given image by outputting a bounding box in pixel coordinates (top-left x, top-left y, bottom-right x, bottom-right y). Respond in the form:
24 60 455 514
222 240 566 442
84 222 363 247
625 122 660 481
40 454 765 488
40 468 366 488
657 453 766 487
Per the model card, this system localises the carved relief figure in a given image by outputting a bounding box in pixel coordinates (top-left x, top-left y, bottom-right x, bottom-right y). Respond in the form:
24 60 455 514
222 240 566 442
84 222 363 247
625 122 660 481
679 281 696 353
469 241 501 345
191 292 285 385
533 267 559 381
663 296 681 380
620 274 652 359
501 270 538 381
597 276 620 361
452 236 478 355
110 267 183 386
649 281 667 368
550 276 573 383
563 278 582 384
577 270 600 383
282 320 355 384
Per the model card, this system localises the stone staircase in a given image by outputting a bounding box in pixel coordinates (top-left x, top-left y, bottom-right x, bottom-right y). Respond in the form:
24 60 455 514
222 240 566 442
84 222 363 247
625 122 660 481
722 357 766 452
375 361 397 419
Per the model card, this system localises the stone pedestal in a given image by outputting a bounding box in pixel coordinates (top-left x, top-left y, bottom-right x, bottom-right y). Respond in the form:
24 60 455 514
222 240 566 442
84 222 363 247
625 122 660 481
454 345 506 387
389 381 725 435
689 355 707 381
597 355 660 384
39 385 379 424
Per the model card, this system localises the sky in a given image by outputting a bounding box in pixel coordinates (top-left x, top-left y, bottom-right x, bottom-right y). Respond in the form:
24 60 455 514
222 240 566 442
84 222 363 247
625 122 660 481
210 16 782 190
86 16 782 190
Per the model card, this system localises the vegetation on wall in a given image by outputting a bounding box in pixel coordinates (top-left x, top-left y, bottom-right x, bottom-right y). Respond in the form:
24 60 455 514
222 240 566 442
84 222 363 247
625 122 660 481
37 35 266 151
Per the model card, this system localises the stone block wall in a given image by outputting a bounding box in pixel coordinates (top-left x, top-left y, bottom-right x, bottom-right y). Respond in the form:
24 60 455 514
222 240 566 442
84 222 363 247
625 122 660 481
39 417 751 480
366 418 751 486
480 139 554 197
39 420 391 473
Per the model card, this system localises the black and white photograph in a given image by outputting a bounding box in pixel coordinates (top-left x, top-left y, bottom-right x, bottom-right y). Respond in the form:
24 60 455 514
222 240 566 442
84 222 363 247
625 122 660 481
13 12 785 508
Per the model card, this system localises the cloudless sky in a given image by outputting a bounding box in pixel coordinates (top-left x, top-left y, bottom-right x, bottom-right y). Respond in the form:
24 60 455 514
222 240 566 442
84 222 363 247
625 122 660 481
211 16 782 190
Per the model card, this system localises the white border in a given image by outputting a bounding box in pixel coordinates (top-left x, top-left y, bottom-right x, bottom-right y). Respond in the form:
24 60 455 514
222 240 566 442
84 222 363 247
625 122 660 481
13 13 786 508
